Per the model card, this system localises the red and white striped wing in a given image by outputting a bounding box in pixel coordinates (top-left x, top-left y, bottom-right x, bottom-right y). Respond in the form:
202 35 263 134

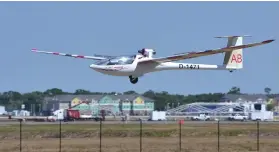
31 48 106 60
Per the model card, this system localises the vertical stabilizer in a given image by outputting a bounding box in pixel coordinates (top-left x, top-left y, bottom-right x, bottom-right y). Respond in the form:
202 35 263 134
215 35 251 70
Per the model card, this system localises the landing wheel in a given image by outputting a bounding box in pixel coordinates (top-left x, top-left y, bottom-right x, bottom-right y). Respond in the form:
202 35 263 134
129 76 138 84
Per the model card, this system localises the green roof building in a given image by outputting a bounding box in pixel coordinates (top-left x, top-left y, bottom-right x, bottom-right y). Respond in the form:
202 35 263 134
43 94 154 116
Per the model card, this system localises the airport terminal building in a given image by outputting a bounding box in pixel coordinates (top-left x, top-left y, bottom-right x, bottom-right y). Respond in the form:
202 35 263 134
42 94 155 116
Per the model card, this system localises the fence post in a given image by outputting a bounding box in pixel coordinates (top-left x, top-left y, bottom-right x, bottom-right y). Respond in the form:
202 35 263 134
140 119 142 152
217 120 220 152
59 119 62 152
179 120 182 151
19 119 22 152
178 119 184 151
257 120 259 151
100 119 102 152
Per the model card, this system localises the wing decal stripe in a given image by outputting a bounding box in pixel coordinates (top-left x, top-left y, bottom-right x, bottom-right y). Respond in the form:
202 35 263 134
31 49 107 60
76 55 85 58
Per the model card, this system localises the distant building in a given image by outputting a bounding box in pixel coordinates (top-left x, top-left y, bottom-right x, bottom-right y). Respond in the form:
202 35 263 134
0 106 6 115
42 94 154 116
272 97 279 112
220 94 268 103
220 94 279 112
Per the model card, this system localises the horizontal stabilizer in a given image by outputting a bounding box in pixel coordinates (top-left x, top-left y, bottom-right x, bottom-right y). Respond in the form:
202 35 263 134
215 35 252 38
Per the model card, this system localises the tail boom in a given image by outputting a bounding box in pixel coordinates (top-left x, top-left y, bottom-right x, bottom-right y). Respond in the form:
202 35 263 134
153 62 228 71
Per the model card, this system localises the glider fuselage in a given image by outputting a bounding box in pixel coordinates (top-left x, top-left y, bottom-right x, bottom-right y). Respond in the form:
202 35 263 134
89 57 227 77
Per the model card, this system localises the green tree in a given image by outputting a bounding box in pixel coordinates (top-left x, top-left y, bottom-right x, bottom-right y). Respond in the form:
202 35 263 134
0 91 22 108
43 88 64 96
21 91 44 112
123 90 137 94
0 88 227 112
74 89 91 95
264 87 271 95
228 86 241 94
266 103 275 111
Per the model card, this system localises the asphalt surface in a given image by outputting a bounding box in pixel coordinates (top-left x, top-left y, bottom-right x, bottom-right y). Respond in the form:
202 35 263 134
0 119 279 125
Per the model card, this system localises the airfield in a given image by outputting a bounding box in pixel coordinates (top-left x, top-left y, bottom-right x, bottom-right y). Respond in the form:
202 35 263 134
1 119 279 125
0 118 279 152
1 100 279 152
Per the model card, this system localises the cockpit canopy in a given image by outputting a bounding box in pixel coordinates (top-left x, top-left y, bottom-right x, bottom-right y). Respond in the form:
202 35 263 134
95 55 136 65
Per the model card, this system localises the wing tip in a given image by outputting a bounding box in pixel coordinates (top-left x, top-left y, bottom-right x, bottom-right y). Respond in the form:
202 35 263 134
262 39 275 44
31 48 38 52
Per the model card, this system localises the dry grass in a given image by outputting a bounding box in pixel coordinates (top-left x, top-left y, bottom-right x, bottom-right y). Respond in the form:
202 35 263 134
1 137 279 152
0 122 279 152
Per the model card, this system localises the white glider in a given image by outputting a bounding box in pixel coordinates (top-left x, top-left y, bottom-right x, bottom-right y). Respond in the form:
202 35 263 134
31 36 274 84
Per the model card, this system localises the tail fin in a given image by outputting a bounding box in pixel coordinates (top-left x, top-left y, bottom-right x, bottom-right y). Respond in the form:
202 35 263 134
215 35 251 70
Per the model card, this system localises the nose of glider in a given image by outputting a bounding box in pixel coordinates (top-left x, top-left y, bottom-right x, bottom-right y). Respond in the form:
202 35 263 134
90 64 105 73
89 64 97 69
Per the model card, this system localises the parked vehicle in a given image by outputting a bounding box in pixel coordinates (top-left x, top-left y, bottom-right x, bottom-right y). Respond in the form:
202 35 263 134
149 111 166 121
47 109 80 122
65 109 80 121
228 114 248 121
191 114 211 121
250 111 274 121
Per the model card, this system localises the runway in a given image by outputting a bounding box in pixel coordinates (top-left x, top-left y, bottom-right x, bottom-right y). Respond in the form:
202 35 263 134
0 119 279 125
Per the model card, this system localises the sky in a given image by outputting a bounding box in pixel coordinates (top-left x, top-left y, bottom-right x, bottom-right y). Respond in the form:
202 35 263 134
0 1 278 95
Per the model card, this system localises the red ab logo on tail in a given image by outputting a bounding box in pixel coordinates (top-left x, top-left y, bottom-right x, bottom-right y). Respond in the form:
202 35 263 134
231 54 242 63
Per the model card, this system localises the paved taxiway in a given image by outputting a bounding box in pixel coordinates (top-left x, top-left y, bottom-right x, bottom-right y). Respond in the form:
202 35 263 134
0 120 279 126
